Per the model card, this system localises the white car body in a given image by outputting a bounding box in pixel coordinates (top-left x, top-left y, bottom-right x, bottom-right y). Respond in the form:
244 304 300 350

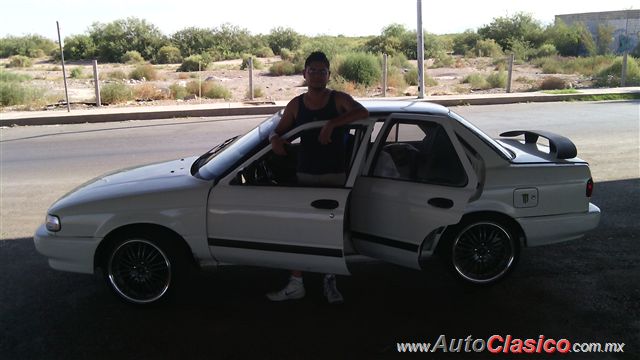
34 101 601 304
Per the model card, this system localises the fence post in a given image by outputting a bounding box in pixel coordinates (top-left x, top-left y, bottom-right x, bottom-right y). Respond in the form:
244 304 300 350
93 60 101 107
506 53 514 93
383 53 388 97
248 57 254 100
56 21 71 112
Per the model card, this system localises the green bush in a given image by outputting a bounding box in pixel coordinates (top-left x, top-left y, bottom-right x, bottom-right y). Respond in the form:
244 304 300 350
70 67 84 79
486 70 507 88
433 54 454 68
178 54 211 72
169 83 188 100
100 83 133 104
0 70 31 82
470 39 503 58
105 70 128 80
279 48 294 61
254 46 274 58
157 46 183 64
595 58 640 87
535 44 558 58
338 52 381 86
129 64 158 80
0 80 45 106
121 50 145 64
203 82 231 99
269 61 297 76
463 73 490 89
240 55 263 70
6 55 32 68
246 86 264 99
403 66 437 87
0 34 57 58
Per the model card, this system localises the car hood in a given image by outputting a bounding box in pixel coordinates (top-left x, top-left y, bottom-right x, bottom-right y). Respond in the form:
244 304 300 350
50 156 206 213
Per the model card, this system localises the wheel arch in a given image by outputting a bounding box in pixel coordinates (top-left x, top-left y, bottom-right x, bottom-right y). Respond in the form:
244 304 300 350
433 211 526 254
94 223 198 271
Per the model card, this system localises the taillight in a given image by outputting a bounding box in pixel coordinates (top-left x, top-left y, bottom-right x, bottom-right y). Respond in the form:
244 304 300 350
586 178 594 197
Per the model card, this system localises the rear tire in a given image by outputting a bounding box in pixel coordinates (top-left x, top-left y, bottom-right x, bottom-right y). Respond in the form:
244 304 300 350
440 218 520 285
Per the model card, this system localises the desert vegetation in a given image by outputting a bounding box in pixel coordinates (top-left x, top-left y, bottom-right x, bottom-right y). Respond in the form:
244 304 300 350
1 13 639 109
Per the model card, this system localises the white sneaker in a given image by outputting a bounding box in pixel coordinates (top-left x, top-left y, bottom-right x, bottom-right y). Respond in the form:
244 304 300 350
323 274 344 304
266 277 305 301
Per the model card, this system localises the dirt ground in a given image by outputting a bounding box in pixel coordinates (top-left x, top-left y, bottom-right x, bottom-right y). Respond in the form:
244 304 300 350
1 56 592 112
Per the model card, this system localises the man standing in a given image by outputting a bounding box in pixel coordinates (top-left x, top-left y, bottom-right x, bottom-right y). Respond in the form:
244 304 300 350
266 51 369 304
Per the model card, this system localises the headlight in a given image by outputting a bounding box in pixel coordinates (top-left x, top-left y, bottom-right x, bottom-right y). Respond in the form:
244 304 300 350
46 214 61 232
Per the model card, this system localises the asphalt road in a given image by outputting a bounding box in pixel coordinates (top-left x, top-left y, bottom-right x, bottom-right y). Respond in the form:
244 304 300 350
0 101 639 359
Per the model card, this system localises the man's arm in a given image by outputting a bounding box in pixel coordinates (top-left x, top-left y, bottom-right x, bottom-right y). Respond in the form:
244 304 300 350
270 98 298 155
318 91 369 144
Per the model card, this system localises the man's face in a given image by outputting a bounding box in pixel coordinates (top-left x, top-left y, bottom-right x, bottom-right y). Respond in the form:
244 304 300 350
303 61 330 90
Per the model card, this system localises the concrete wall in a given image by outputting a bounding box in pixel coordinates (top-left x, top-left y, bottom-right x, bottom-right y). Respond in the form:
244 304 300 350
556 10 640 54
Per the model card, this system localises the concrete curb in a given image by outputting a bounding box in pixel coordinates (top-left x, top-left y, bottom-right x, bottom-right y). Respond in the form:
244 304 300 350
1 88 638 126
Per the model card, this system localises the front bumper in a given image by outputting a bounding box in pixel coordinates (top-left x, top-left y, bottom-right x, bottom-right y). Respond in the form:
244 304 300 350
33 224 101 274
517 203 601 247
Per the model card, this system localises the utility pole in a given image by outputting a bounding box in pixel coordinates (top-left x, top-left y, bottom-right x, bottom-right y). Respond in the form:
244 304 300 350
56 21 71 112
621 10 629 87
417 0 425 99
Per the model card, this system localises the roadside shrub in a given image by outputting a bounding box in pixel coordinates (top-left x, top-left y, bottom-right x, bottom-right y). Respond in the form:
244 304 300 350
100 83 133 104
121 50 145 64
595 58 640 87
540 77 567 90
432 54 454 68
6 55 32 68
403 66 438 87
535 44 558 58
240 55 263 70
203 82 231 99
129 64 158 81
169 83 188 100
133 83 168 100
385 66 407 93
178 54 211 72
245 86 264 99
328 75 358 94
0 70 31 82
279 48 294 61
463 73 490 89
337 52 381 86
185 80 231 99
0 81 44 106
157 46 183 64
470 39 503 58
105 70 128 80
69 67 84 79
254 46 274 58
269 60 297 76
486 70 507 88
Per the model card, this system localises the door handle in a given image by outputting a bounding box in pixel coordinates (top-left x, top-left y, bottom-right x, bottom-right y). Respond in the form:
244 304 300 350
311 199 339 210
428 197 454 209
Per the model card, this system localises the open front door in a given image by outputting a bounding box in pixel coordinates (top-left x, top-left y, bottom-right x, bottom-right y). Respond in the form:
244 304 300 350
350 113 478 269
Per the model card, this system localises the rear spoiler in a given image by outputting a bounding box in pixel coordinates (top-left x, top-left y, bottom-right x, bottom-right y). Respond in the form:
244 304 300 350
500 130 577 159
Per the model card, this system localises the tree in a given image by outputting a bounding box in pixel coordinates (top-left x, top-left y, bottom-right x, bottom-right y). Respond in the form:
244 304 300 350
268 27 302 55
545 20 596 56
89 17 167 62
453 30 481 55
596 24 615 55
171 27 217 57
478 13 545 51
63 34 96 60
0 34 57 58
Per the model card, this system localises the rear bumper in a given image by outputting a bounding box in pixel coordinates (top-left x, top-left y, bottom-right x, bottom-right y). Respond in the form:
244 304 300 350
33 224 100 274
517 203 601 247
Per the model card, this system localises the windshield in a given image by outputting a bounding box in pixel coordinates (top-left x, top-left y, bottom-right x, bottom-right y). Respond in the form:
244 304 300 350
194 111 282 181
448 110 514 160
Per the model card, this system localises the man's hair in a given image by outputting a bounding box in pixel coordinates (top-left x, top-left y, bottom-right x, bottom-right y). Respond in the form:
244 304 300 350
305 51 330 69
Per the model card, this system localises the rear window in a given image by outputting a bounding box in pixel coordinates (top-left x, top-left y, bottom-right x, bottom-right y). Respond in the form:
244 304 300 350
449 110 514 160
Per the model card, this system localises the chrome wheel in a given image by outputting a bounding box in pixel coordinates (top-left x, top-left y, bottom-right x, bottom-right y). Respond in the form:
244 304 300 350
107 239 171 304
452 222 516 284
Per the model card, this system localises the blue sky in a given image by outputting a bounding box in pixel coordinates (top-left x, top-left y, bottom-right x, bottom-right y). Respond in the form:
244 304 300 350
1 0 637 39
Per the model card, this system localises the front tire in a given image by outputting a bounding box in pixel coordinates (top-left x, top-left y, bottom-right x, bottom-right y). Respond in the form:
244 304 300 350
441 219 520 285
106 237 177 304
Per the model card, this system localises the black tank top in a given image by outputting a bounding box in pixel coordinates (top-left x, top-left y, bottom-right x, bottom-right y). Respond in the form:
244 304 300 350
294 91 346 174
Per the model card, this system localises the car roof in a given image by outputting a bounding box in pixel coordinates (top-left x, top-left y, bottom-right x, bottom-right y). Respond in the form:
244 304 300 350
360 100 450 116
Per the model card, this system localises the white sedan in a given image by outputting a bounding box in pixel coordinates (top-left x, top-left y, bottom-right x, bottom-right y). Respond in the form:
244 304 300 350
34 101 601 304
